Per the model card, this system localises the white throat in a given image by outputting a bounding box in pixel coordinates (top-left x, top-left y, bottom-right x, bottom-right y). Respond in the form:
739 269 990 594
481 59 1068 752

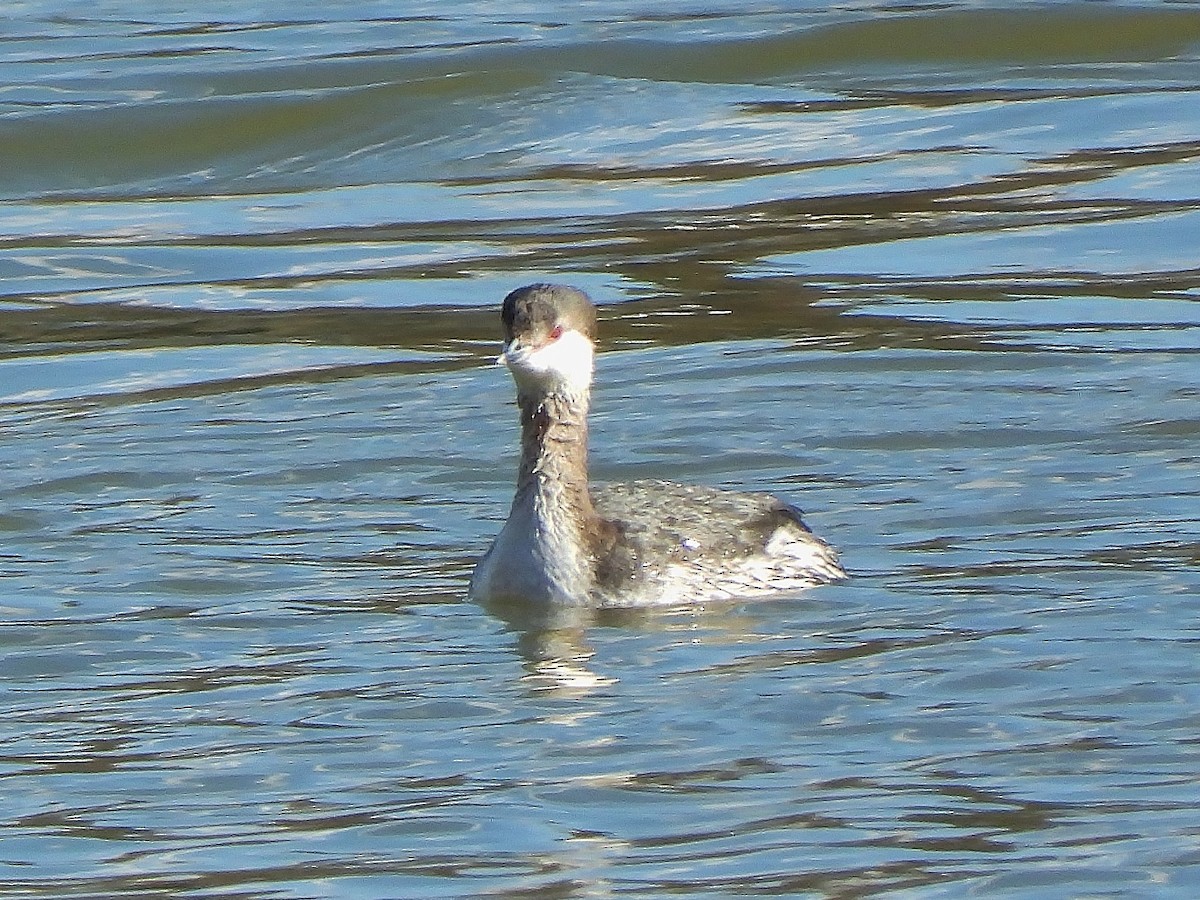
502 329 594 400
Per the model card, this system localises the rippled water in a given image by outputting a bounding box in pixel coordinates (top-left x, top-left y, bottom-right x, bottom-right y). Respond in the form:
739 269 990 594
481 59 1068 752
2 1 1199 896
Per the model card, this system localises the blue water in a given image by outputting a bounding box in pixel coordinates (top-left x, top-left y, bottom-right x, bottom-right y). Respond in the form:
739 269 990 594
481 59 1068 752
2 2 1199 896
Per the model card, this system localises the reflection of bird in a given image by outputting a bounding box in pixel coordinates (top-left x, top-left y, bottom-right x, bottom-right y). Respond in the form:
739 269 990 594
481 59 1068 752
470 284 845 608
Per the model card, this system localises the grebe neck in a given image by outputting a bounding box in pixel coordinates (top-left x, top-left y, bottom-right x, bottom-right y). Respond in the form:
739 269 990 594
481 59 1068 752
515 389 594 520
481 388 601 604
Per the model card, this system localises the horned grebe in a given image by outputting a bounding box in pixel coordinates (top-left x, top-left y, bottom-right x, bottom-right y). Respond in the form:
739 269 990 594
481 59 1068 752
470 284 845 608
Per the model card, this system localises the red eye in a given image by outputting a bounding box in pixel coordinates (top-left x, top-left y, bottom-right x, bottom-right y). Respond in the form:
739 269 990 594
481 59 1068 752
549 324 564 340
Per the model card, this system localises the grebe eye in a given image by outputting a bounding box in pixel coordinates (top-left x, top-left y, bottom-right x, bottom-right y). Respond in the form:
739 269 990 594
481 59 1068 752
549 324 564 340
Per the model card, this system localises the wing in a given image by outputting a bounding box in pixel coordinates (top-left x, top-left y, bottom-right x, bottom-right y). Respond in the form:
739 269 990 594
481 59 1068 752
589 480 844 605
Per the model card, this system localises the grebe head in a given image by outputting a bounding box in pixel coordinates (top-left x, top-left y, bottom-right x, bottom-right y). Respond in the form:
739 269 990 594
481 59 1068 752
500 283 597 400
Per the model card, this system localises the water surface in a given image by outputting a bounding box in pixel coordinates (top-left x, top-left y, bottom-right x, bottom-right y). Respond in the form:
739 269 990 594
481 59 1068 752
1 1 1199 896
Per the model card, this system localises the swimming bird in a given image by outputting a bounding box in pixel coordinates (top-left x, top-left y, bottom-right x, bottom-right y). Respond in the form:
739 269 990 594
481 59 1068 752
470 283 845 607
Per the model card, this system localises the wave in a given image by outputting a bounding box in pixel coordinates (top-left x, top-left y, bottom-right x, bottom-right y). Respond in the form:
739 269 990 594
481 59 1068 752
2 5 1197 197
